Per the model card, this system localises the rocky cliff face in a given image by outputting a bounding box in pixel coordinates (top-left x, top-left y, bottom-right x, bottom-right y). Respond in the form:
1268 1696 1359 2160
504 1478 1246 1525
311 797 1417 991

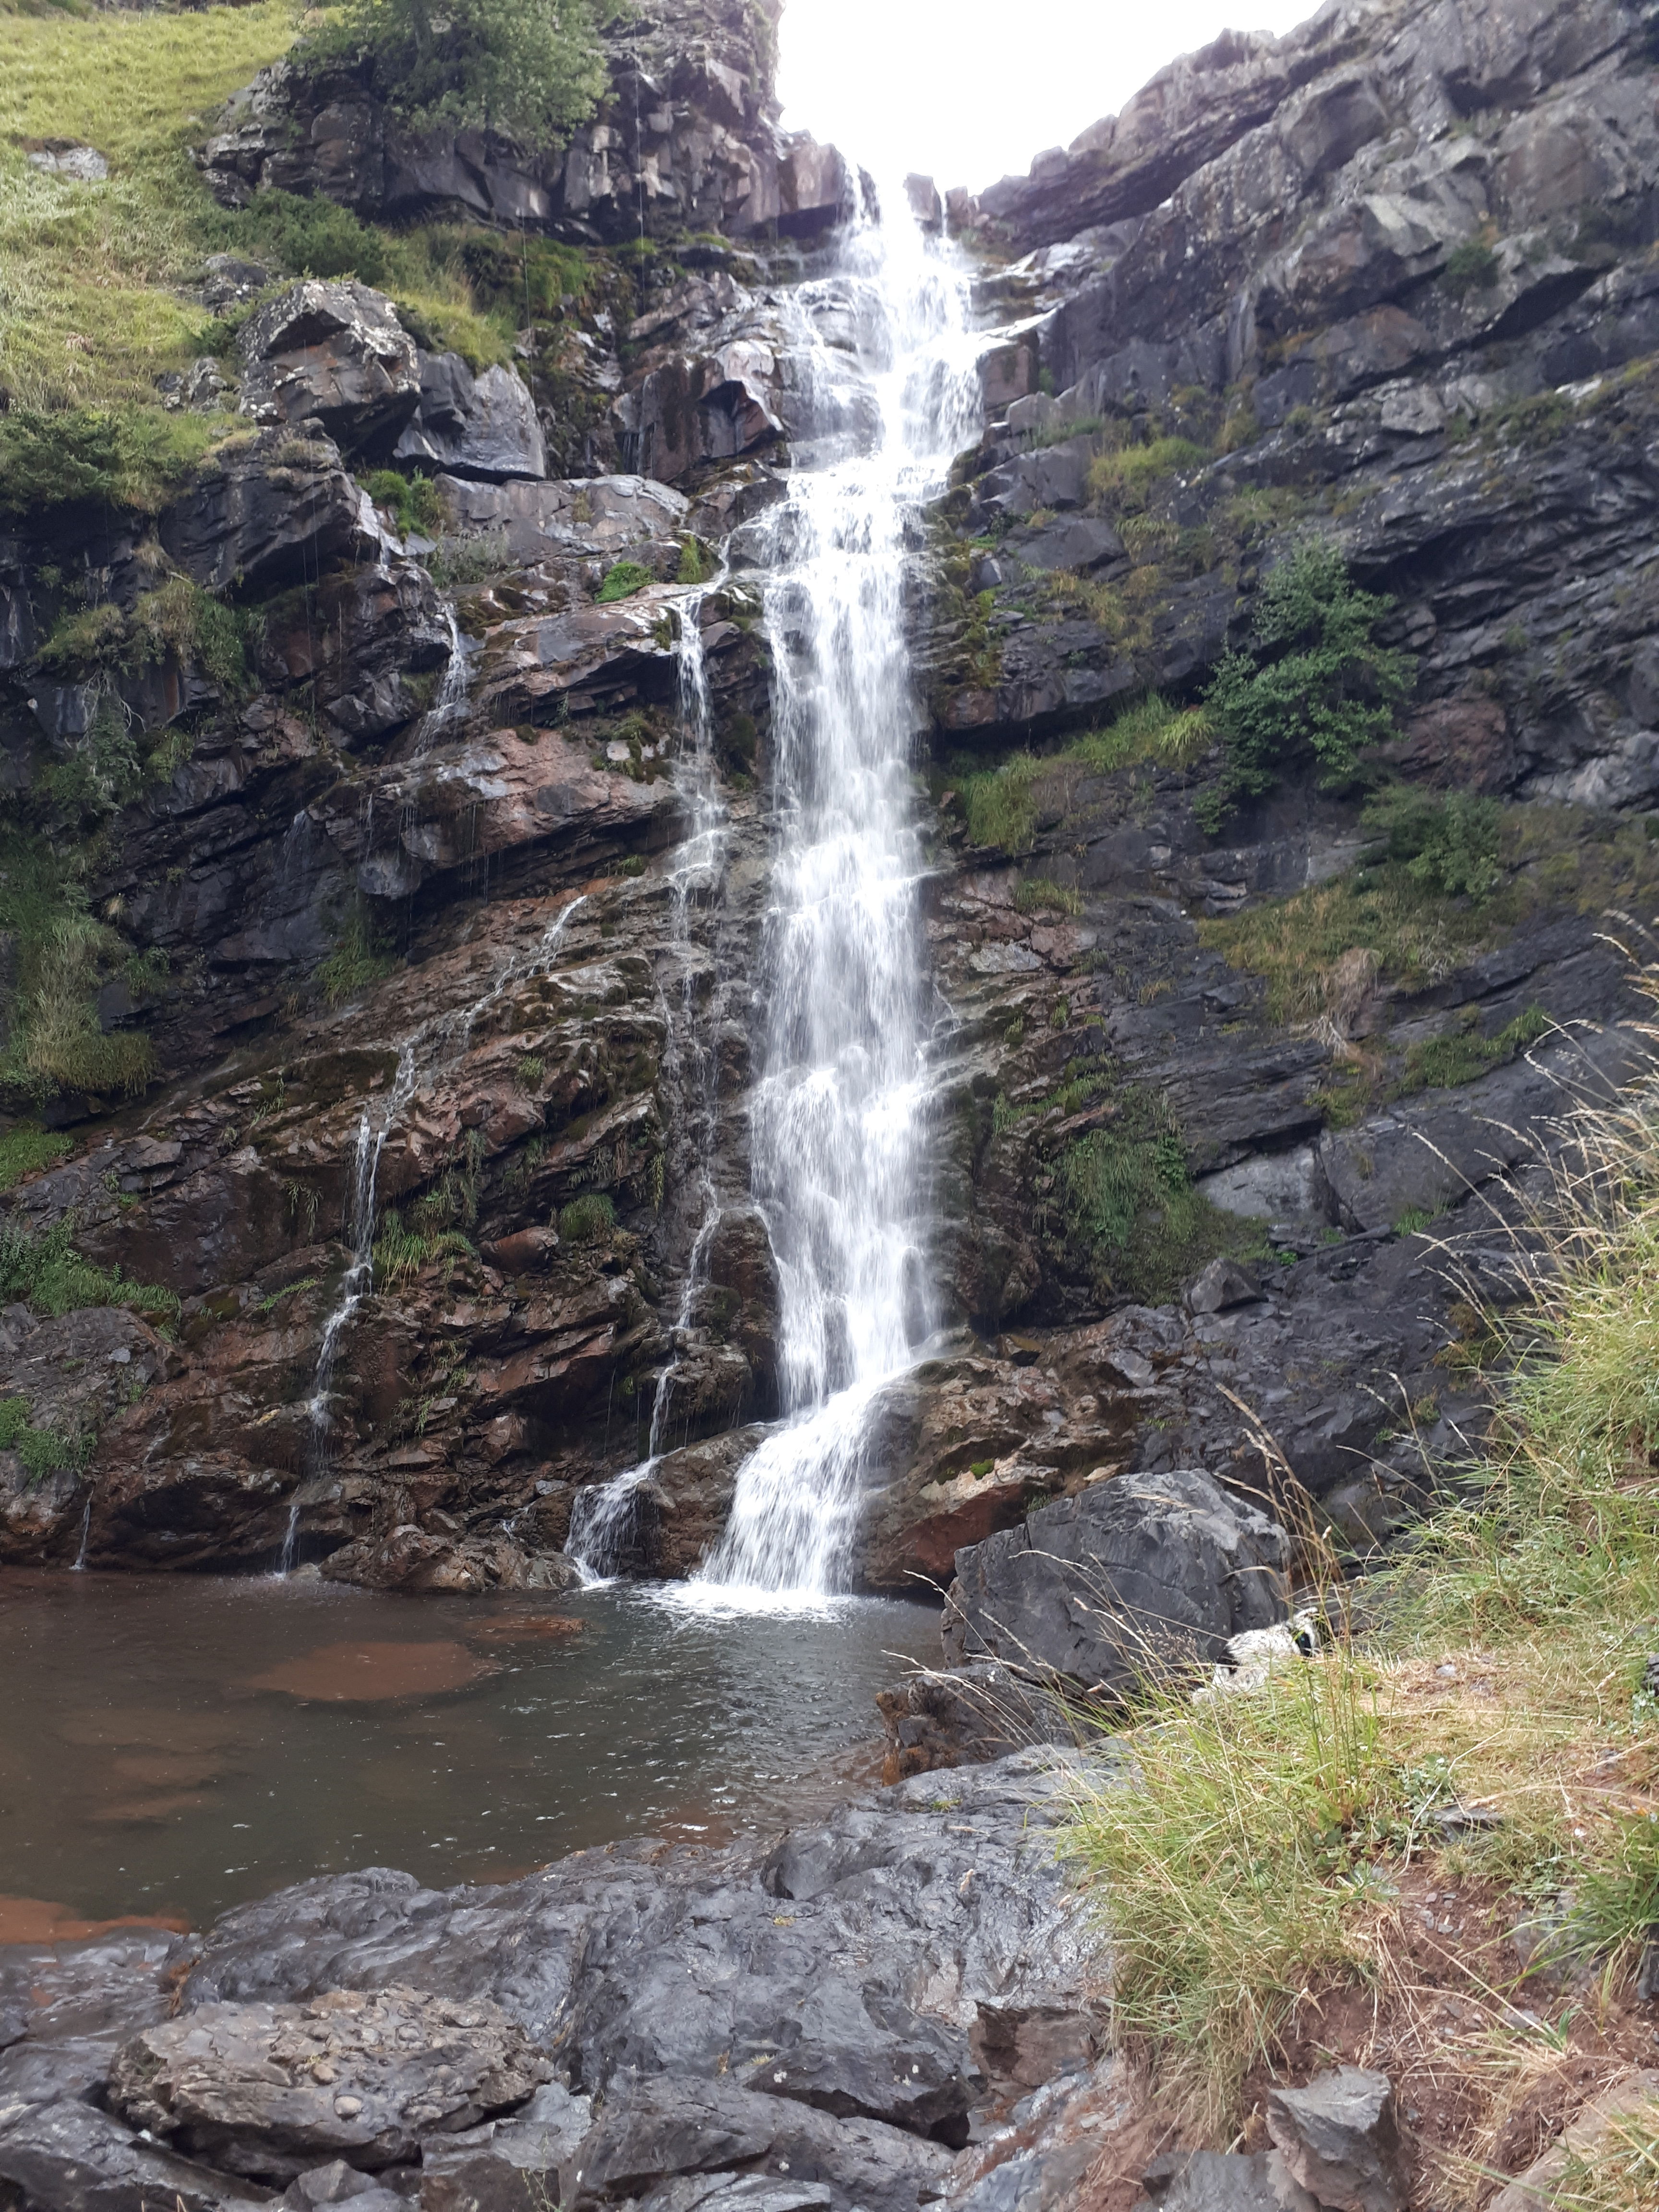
5 0 1659 1596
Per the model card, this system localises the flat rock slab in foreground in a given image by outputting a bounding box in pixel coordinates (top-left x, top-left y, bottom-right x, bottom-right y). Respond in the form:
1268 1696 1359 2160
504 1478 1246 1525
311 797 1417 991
0 1749 1111 2212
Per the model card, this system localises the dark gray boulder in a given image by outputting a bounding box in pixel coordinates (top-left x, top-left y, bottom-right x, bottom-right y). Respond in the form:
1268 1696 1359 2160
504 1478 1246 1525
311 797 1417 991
238 281 421 455
560 2078 951 2212
943 1468 1289 1695
393 356 546 482
157 431 376 598
419 2084 592 2212
0 2100 272 2212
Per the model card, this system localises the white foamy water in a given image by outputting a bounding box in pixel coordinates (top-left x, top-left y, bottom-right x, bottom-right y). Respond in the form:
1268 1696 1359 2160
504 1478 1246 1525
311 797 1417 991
680 189 983 1612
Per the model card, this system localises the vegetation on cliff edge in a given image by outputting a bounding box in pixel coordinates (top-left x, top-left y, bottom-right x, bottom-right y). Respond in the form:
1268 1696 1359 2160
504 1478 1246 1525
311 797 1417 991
1067 1004 1659 2171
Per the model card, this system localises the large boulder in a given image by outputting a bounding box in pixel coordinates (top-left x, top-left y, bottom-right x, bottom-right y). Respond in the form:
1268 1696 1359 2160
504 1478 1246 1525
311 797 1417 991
393 356 546 483
238 282 421 455
943 1467 1289 1696
109 1987 551 2181
157 430 377 598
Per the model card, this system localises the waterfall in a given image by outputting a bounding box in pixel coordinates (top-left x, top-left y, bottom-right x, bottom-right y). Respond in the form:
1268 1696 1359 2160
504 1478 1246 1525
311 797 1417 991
411 606 470 756
567 588 731 1581
681 191 981 1609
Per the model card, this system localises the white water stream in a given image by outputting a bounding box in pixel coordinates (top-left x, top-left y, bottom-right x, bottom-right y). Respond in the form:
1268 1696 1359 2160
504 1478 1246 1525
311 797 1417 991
678 192 982 1610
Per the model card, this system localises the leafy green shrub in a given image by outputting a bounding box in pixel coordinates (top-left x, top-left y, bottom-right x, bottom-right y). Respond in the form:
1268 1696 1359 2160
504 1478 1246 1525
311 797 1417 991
616 854 646 878
1361 787 1502 901
360 469 448 539
237 189 395 286
0 1214 178 1322
0 1395 78 1484
596 560 653 603
1200 544 1415 824
1441 240 1501 296
675 537 711 585
0 406 219 516
0 831 158 1104
558 1191 615 1244
1057 1092 1263 1302
0 1125 72 1194
314 0 608 141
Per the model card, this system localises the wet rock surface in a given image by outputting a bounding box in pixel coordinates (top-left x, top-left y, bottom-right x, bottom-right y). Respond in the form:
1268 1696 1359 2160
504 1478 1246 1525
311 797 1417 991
943 1468 1289 1697
0 1749 1107 2212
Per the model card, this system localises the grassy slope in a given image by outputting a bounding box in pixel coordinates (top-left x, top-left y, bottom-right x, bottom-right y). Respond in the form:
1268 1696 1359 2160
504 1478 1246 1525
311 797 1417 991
0 1 296 409
1065 1016 1659 2200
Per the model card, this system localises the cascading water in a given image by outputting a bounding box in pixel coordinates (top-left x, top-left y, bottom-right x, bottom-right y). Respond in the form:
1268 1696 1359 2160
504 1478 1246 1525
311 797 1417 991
680 192 982 1608
567 585 733 1580
411 607 470 755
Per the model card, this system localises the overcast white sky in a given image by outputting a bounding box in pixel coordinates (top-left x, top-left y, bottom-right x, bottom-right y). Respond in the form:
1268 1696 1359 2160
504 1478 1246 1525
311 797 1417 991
776 0 1319 196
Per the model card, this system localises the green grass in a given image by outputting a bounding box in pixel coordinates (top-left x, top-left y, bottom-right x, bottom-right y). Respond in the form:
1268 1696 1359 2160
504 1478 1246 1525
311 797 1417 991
0 1124 72 1193
0 1213 178 1323
316 906 398 1007
0 1 296 412
0 1395 79 1484
1087 435 1210 512
1056 1089 1267 1303
1067 1017 1659 2139
596 560 653 603
0 831 157 1105
951 694 1214 854
372 1208 475 1289
360 470 448 540
558 1191 615 1243
1397 1004 1551 1094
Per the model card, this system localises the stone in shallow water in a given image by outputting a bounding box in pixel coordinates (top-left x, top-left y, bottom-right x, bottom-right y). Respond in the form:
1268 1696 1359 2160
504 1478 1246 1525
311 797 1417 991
245 1641 496 1704
109 1986 551 2180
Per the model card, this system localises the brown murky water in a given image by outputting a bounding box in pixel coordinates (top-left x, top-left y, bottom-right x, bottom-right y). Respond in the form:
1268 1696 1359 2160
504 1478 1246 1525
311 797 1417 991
0 1569 940 1928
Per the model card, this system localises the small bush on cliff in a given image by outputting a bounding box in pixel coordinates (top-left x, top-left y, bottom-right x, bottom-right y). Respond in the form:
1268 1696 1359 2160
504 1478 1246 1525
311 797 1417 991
315 0 610 144
1056 1091 1264 1302
1199 544 1415 827
0 1126 72 1195
316 907 398 1008
1360 786 1503 902
0 406 219 516
0 833 156 1106
596 560 654 603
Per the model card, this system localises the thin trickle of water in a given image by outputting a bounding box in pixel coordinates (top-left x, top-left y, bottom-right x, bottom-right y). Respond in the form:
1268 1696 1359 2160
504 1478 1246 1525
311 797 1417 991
281 896 587 1573
71 1490 92 1572
568 589 730 1582
682 188 982 1611
411 607 470 756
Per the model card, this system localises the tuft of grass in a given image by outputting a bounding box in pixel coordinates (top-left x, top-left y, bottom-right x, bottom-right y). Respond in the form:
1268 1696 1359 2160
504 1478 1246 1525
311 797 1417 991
1087 435 1210 512
0 1214 178 1323
1397 1003 1551 1094
1014 878 1083 916
558 1191 615 1244
1554 2101 1659 2212
1068 1654 1416 2128
950 694 1212 856
596 560 654 603
372 1208 474 1289
316 906 398 1008
0 1395 79 1485
0 1124 71 1193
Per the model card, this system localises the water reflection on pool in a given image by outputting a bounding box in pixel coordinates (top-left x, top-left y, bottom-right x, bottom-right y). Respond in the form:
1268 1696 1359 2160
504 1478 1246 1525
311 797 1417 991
0 1569 940 1929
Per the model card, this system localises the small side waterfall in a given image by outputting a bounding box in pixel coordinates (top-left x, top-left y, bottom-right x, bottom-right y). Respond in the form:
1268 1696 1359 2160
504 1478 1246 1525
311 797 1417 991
279 896 587 1574
681 194 981 1609
568 588 732 1581
411 606 470 756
